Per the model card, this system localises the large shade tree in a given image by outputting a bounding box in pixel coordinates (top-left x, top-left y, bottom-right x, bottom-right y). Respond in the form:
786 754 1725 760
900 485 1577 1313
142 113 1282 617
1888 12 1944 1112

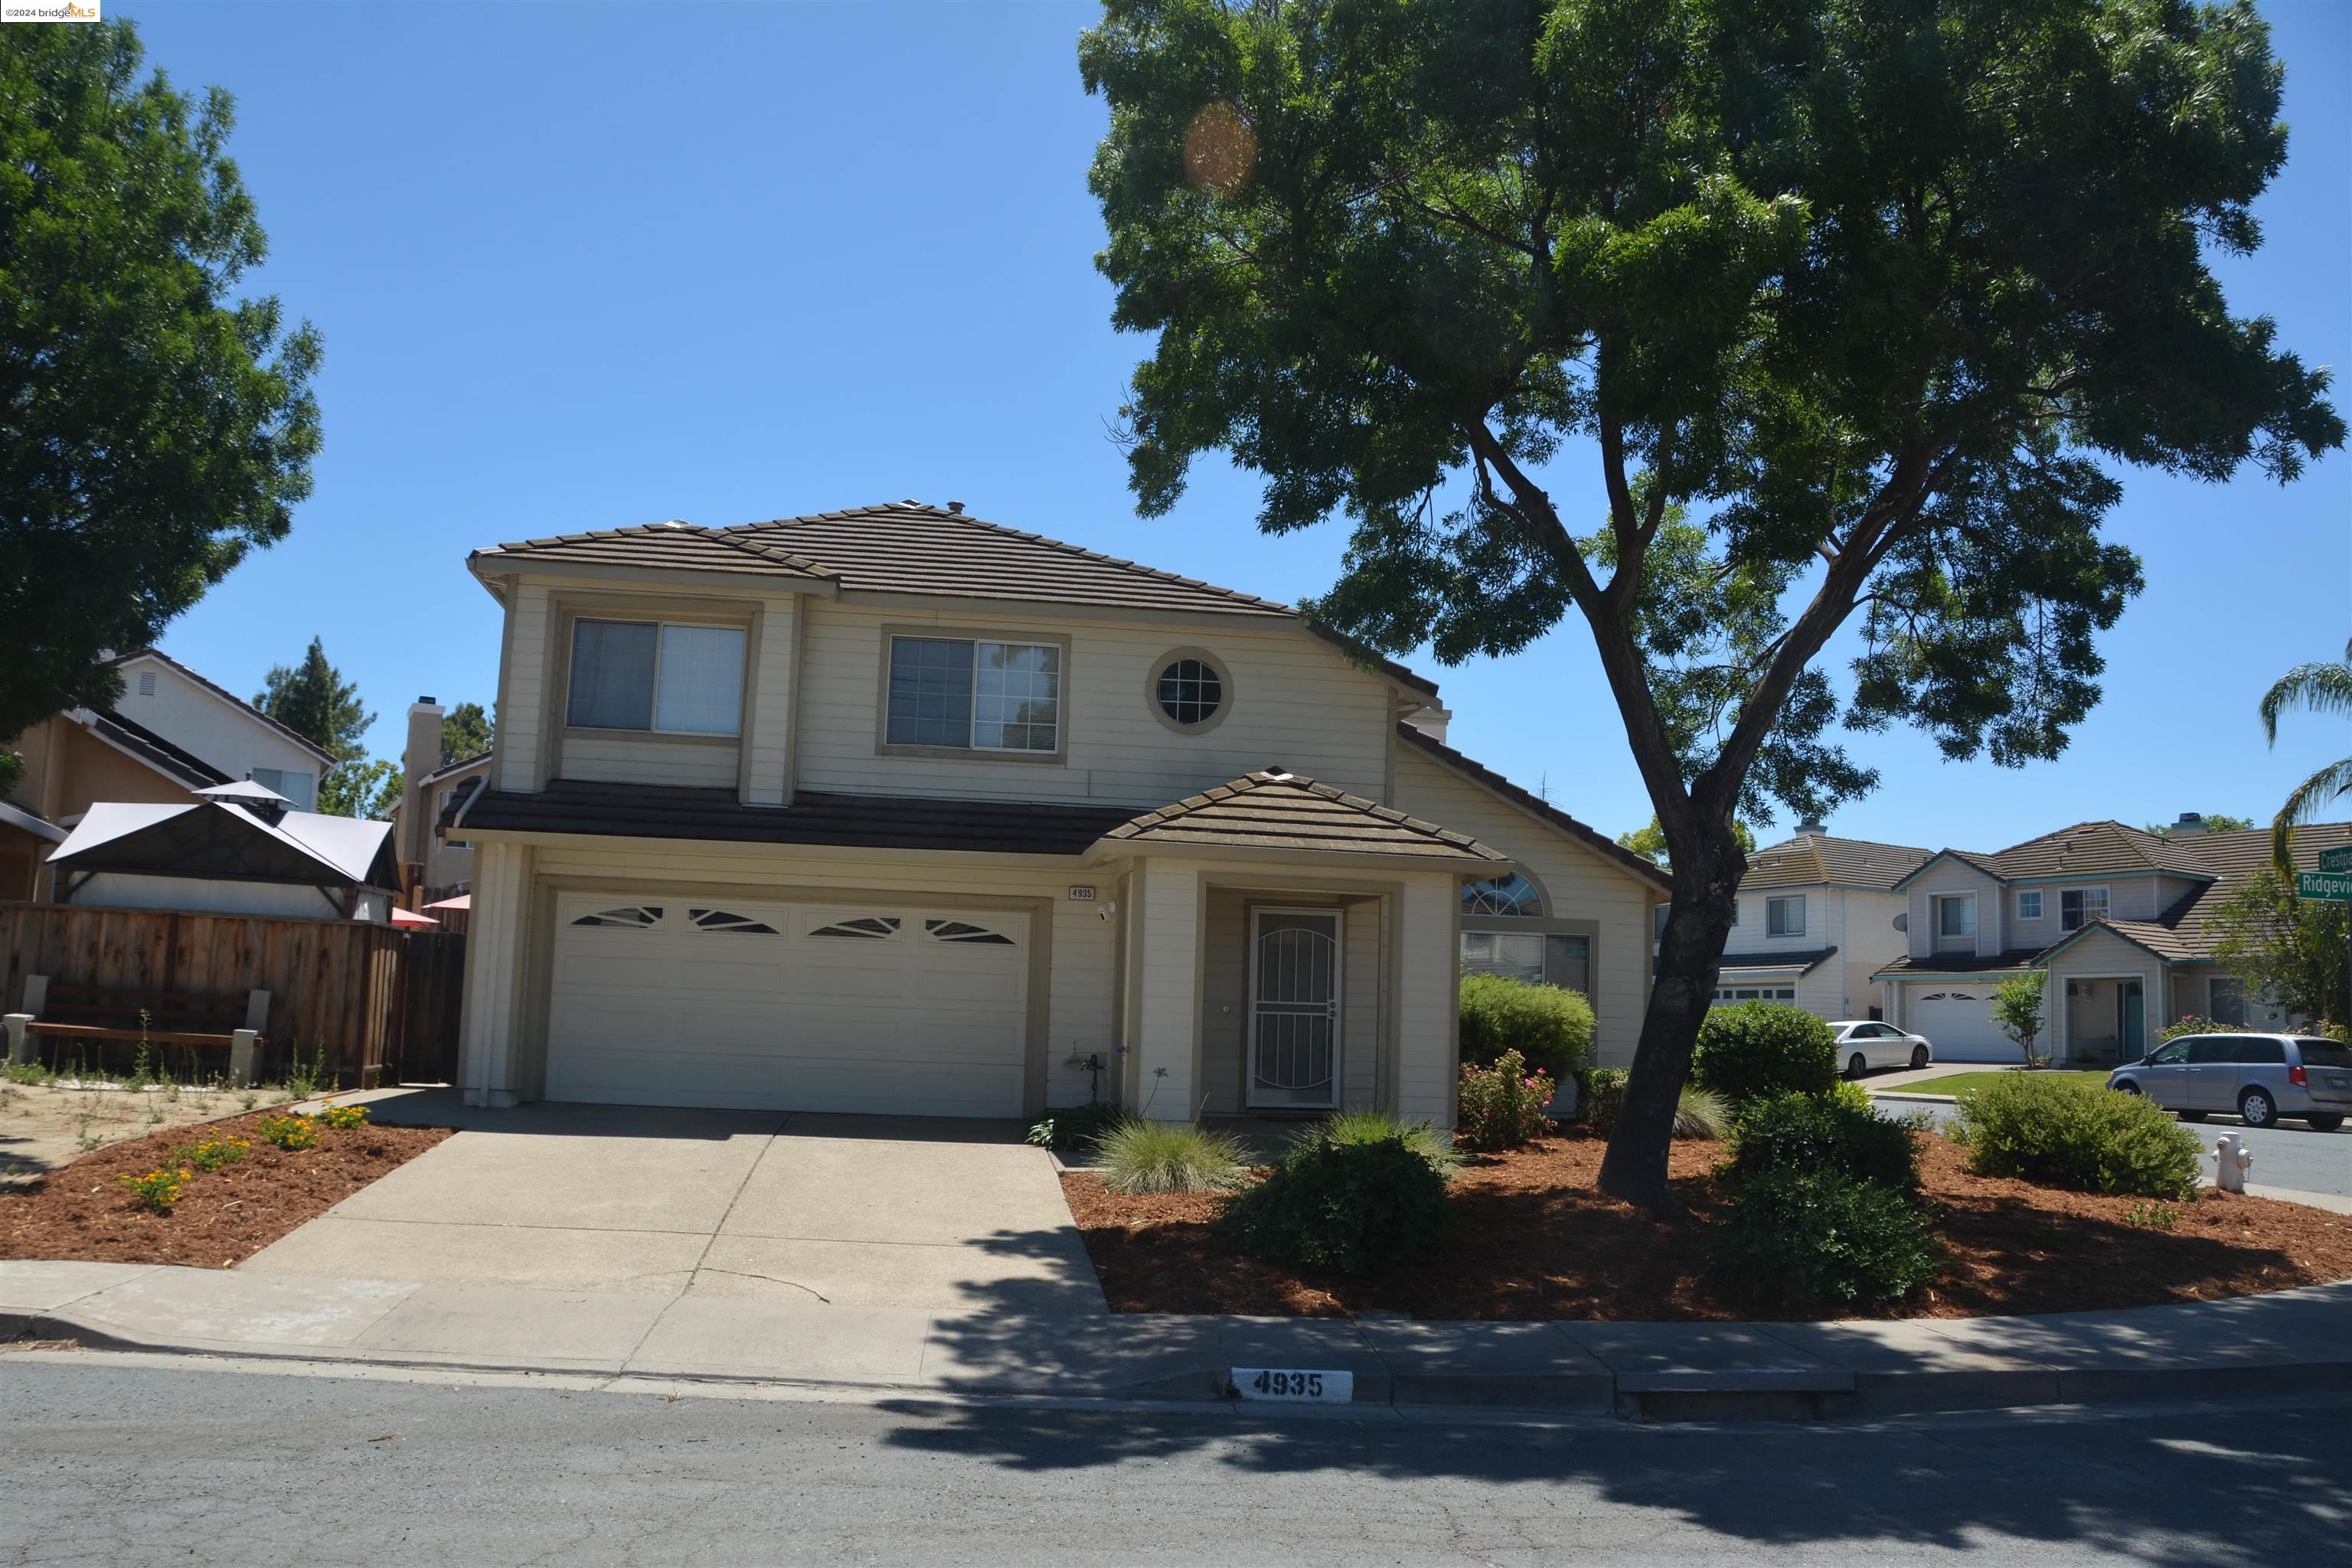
1080 0 2342 1204
0 21 321 744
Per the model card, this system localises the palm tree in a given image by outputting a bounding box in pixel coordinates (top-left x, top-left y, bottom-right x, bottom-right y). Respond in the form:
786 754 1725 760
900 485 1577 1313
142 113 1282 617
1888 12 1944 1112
2260 637 2352 876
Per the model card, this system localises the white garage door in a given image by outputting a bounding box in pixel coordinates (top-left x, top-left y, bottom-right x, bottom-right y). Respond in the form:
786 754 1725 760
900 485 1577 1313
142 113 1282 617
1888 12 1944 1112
1906 988 2015 1063
544 893 1029 1116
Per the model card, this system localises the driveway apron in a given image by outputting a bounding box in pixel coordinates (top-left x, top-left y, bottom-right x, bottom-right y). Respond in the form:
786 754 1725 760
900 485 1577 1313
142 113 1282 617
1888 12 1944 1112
239 1096 1106 1313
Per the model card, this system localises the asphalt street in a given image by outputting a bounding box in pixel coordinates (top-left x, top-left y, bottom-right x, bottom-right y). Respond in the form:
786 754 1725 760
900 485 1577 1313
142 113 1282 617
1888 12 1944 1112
5 1353 2348 1566
1877 1092 2352 1197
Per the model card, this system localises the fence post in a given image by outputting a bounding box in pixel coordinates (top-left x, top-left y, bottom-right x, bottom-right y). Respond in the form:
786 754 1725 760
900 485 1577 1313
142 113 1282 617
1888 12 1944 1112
230 1029 259 1089
3 1014 29 1066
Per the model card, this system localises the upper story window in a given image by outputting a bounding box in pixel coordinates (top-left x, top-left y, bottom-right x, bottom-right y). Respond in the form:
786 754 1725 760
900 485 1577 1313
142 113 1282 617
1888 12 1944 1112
568 619 745 737
2016 890 2043 920
1766 894 1805 938
251 767 315 812
1149 648 1232 733
2060 887 2108 931
886 635 1061 753
1462 873 1543 918
1935 893 1976 940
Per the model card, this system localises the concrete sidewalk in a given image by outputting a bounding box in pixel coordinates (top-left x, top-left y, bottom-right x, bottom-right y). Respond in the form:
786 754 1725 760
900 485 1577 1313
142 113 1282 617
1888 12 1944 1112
8 1259 2350 1421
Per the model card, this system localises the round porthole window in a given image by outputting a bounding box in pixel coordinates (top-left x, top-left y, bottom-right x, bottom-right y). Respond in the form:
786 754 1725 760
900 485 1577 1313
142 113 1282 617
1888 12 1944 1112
1150 649 1231 733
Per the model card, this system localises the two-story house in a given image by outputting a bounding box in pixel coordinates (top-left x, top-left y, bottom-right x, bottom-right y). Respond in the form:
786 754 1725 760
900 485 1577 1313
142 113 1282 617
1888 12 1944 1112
449 501 1668 1123
0 648 336 900
1874 815 2352 1063
1707 826 1930 1021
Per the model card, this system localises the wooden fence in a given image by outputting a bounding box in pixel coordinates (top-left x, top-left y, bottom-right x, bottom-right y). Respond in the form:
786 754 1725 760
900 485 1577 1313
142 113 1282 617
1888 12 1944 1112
0 902 463 1089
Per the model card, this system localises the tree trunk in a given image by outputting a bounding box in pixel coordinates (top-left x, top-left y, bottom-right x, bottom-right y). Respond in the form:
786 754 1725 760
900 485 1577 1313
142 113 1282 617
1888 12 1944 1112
1596 829 1743 1209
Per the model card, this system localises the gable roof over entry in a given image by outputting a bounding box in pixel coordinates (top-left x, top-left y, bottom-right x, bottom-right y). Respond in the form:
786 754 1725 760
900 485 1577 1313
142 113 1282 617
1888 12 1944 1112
1102 769 1506 864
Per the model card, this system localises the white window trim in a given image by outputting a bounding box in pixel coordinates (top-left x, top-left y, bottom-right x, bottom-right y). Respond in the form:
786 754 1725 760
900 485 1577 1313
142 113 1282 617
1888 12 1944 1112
2016 890 2043 920
876 626 1071 763
566 616 747 739
2060 885 2111 932
1766 893 1806 939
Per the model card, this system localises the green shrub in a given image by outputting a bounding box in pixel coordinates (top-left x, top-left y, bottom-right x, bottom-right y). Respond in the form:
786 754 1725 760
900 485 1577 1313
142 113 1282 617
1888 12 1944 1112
1305 1109 1459 1176
2158 1014 2253 1044
1673 1086 1732 1140
1455 1050 1554 1152
1822 1080 1877 1116
1950 1074 2202 1198
1094 1119 1251 1194
1708 1167 1943 1313
1458 973 1594 1076
316 1102 369 1130
1726 1091 1922 1193
1025 1101 1124 1152
118 1165 194 1213
1576 1067 1629 1132
1220 1133 1450 1276
169 1133 252 1172
1690 1004 1838 1102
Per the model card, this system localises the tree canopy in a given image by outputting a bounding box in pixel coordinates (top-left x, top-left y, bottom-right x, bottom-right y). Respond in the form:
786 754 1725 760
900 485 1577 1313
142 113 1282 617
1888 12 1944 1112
253 639 371 764
1081 0 2341 1204
1618 813 1754 867
2259 637 2352 874
441 701 495 767
0 21 321 743
2207 867 2350 1028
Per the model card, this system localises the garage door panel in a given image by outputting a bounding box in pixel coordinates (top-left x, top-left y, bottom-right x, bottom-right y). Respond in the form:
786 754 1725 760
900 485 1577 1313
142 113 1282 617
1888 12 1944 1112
544 892 1029 1116
1909 990 2013 1062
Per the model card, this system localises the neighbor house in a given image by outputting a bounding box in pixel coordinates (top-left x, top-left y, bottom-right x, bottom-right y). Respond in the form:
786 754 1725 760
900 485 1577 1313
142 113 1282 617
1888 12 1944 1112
1873 815 2352 1063
393 696 492 904
1703 825 1930 1021
448 501 1669 1122
0 649 337 901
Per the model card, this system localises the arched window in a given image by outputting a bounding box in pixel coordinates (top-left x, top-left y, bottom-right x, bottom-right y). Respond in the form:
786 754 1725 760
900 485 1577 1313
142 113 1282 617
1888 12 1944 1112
1461 873 1543 918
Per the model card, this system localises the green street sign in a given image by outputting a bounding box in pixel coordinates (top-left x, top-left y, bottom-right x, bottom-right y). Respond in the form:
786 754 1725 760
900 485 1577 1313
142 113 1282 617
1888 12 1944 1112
2321 845 2352 874
2298 871 2352 902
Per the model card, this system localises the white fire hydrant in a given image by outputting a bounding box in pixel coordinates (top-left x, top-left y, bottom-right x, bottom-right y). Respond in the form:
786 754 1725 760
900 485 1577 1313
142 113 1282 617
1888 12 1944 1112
2213 1133 2253 1194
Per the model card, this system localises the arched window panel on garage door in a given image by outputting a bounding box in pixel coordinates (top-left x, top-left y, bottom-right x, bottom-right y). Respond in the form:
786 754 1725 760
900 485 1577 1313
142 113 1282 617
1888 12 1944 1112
570 906 663 929
808 915 903 940
689 908 779 935
925 917 1017 946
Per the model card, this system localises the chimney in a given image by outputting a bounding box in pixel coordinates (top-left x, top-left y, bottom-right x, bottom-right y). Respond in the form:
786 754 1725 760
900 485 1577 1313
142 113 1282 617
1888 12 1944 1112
946 500 965 514
2172 812 2206 836
1797 818 1827 836
1402 703 1451 744
400 697 445 867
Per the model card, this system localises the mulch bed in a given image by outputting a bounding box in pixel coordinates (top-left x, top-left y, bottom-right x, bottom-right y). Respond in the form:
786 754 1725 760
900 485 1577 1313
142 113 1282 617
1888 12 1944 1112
0 1111 450 1270
1062 1128 2352 1321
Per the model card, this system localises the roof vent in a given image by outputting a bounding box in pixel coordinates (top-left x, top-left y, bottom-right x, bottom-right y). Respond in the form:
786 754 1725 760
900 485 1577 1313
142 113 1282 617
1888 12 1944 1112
946 500 965 514
2172 812 2207 835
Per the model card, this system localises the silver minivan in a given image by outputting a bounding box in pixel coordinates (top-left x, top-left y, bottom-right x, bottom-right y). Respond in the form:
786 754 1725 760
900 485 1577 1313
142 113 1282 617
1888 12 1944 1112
2108 1033 2352 1131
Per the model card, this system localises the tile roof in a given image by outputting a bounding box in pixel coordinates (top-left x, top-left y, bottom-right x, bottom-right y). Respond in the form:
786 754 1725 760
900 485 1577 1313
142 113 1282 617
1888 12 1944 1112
1978 820 2213 880
1740 833 1933 892
1873 949 2050 978
1102 770 1506 864
456 781 1142 856
115 648 338 766
1716 947 1839 975
1394 724 1674 890
80 708 232 792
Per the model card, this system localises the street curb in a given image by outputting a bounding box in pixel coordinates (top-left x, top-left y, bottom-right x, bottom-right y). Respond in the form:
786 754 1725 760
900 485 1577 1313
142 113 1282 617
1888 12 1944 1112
1868 1091 1959 1105
15 1299 2351 1424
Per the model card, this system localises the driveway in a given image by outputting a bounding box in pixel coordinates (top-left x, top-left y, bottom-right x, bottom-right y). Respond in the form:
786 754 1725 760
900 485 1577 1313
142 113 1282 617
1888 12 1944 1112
240 1091 1106 1313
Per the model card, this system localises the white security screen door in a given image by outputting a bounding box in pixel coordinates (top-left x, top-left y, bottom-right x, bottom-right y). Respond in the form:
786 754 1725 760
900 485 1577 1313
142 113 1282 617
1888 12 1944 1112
1249 908 1341 1109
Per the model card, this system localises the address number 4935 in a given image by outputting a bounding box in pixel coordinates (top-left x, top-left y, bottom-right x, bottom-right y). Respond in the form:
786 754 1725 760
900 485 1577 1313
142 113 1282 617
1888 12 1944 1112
1231 1367 1353 1402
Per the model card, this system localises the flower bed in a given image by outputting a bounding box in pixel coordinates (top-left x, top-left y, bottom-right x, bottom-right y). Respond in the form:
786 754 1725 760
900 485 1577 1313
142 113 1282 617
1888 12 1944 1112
1060 1129 2352 1320
0 1109 449 1269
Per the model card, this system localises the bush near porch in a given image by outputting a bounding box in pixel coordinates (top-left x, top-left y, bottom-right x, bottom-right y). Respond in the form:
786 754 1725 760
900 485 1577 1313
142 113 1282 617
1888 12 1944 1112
1690 1003 1839 1102
1458 973 1593 1076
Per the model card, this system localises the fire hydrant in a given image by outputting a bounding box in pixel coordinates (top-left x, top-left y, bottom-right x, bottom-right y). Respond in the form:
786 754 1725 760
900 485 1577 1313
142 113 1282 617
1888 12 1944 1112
2213 1133 2253 1194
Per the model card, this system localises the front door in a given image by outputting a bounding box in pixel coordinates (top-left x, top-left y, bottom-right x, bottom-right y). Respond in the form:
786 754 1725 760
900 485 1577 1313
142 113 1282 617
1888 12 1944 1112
2117 978 2146 1061
1248 908 1341 1109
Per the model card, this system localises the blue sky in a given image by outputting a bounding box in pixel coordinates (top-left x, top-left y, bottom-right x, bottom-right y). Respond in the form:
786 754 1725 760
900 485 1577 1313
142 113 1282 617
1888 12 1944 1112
121 0 2349 853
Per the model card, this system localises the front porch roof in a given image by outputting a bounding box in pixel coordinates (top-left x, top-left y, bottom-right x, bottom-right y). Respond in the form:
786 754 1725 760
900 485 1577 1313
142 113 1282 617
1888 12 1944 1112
1872 949 2047 980
1708 946 1839 979
1099 769 1507 866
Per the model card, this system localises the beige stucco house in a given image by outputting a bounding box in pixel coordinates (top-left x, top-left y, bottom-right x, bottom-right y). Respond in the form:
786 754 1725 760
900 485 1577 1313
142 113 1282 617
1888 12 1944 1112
1707 827 1931 1021
1874 816 2352 1063
449 501 1667 1122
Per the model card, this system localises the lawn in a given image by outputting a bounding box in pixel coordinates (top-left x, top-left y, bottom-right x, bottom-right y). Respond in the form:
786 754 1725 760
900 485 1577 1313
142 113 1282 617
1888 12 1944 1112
1060 1128 2352 1321
1899 1070 2113 1098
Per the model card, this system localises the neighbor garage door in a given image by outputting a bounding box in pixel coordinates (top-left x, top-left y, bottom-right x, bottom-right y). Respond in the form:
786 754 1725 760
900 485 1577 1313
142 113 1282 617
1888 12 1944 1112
543 892 1029 1116
1906 987 2014 1063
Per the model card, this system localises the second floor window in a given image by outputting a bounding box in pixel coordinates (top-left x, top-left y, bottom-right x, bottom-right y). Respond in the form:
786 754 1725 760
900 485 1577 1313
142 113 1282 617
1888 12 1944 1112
569 619 745 736
887 635 1061 753
1936 894 1976 939
2016 890 2043 920
2060 887 2108 931
1766 894 1805 938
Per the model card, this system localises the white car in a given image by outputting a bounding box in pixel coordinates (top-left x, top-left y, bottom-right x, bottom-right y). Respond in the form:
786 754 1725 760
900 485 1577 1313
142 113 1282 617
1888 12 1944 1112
1828 1020 1933 1077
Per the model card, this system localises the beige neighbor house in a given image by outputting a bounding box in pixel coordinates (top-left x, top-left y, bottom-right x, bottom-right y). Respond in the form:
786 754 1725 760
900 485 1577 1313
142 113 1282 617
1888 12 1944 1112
447 501 1669 1123
1873 816 2352 1065
391 696 492 906
0 649 337 902
1705 826 1932 1021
